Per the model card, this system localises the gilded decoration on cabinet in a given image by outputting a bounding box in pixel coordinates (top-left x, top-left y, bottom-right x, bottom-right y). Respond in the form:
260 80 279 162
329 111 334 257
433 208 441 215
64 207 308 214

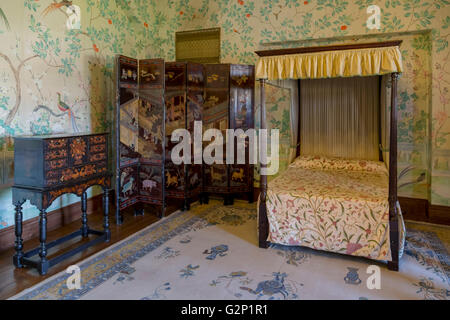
90 144 106 153
44 176 110 208
47 139 67 149
70 138 87 165
45 149 67 161
46 159 67 170
60 164 105 182
90 153 106 162
90 135 106 144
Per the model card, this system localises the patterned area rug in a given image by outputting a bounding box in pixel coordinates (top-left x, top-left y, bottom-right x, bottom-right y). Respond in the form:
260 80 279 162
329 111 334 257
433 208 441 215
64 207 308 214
11 200 450 300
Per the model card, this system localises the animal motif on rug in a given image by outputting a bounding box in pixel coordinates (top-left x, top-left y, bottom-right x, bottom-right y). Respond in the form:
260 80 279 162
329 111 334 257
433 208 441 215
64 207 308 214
141 282 171 300
180 264 200 279
156 247 180 260
179 235 192 244
239 272 301 300
203 245 229 260
275 247 311 266
113 264 136 285
210 271 252 298
344 267 362 285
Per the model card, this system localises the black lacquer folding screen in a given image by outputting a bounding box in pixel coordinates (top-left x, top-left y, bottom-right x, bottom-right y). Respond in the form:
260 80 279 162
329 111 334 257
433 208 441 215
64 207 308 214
116 57 254 223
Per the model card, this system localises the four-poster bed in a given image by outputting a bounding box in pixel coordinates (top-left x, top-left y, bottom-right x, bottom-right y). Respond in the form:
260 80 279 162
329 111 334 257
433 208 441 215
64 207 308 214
255 41 405 271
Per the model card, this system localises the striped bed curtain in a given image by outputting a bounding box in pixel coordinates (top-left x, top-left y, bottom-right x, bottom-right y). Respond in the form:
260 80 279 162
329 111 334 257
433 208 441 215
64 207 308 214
300 76 380 161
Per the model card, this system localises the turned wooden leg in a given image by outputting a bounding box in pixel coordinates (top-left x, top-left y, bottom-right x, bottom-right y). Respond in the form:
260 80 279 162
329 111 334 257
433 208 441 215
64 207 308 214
81 191 88 237
38 209 49 275
103 189 111 242
248 190 254 203
13 203 24 268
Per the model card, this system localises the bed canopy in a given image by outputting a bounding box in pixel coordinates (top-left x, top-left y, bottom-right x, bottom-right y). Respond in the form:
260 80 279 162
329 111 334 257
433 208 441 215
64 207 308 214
255 41 403 80
256 41 403 271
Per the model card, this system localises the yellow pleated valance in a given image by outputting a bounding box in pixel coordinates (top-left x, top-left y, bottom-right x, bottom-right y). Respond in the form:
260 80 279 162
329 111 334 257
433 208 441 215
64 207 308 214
256 46 403 80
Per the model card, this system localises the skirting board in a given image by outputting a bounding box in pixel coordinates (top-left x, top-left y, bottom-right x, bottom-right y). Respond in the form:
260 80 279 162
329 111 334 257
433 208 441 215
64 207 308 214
0 193 107 253
398 197 450 226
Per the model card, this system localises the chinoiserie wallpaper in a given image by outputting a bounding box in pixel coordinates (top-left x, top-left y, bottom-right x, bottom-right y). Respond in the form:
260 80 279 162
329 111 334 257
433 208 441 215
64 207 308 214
0 0 449 229
0 0 160 228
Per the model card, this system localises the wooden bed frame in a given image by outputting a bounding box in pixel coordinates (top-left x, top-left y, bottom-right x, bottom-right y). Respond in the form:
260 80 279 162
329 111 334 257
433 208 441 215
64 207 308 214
256 41 401 271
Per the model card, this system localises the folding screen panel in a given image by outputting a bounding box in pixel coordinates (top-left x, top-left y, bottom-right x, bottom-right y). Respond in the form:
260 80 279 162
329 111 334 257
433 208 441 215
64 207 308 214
229 64 255 194
186 63 204 199
203 64 255 203
203 64 230 194
165 62 187 200
117 56 140 214
116 56 165 223
164 62 204 209
138 59 165 208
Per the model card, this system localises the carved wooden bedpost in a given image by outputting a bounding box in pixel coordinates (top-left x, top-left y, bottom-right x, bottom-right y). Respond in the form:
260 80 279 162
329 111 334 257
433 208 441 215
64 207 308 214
388 72 399 271
258 78 269 248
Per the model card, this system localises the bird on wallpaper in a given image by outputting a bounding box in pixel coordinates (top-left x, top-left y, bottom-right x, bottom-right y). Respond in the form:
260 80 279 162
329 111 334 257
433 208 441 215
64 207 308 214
34 103 81 134
41 1 73 17
56 92 80 133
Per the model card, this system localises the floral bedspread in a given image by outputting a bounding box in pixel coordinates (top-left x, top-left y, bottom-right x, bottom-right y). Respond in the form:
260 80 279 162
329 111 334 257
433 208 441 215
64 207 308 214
261 156 405 261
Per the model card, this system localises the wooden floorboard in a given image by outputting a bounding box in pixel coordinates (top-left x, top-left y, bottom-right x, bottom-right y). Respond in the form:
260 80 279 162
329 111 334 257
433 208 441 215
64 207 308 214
0 203 181 300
